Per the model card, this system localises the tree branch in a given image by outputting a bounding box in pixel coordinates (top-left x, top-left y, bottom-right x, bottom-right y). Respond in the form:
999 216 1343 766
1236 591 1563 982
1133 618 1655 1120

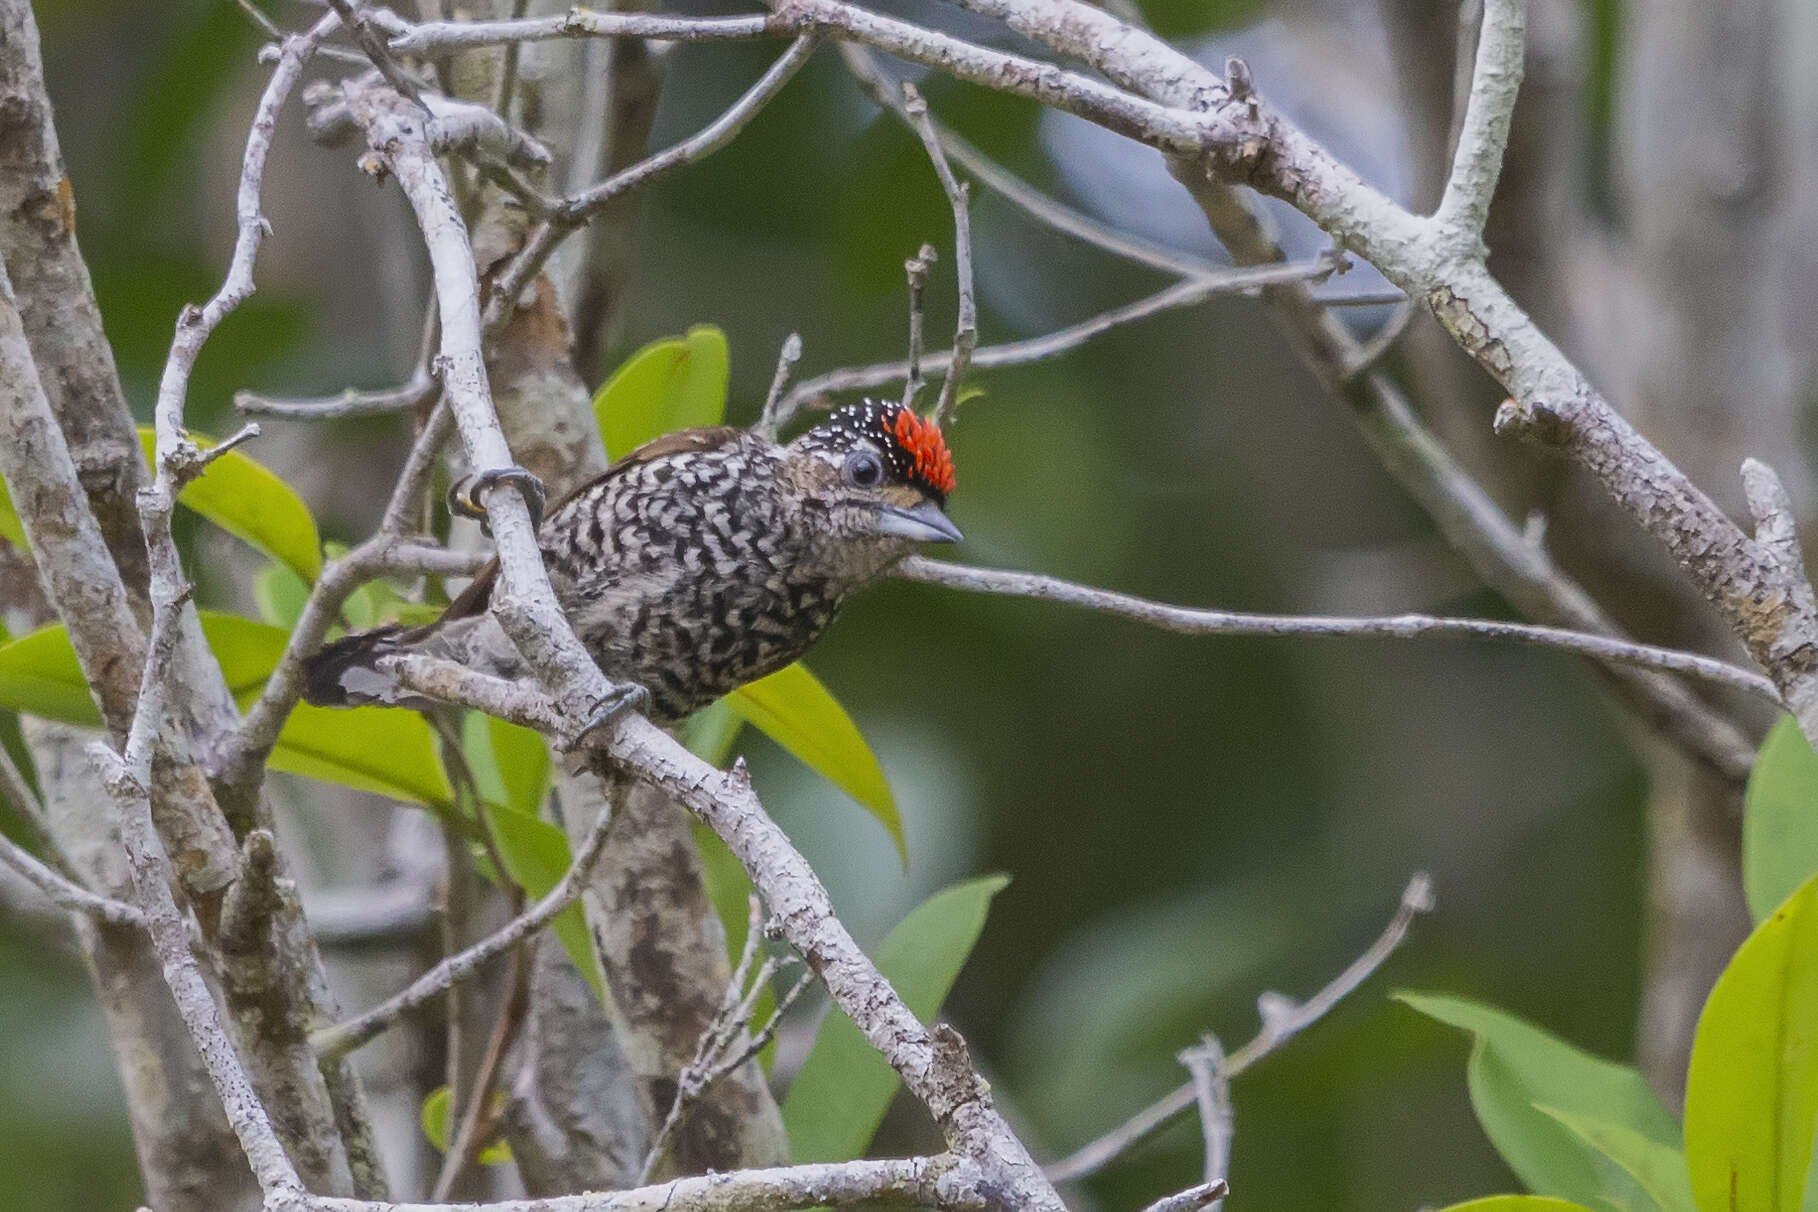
778 260 1335 419
383 8 782 56
1048 874 1433 1182
301 1154 991 1212
896 558 1781 703
1435 0 1525 242
901 83 976 428
0 827 145 929
312 774 618 1061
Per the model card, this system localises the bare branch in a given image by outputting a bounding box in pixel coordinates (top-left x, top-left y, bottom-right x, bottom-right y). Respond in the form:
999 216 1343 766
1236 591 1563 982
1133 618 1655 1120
1742 458 1808 584
385 9 781 56
896 558 1781 704
638 895 811 1183
1435 0 1526 241
486 36 818 332
1178 1037 1231 1197
901 244 936 410
1135 1180 1231 1212
325 0 427 107
837 41 1223 280
312 784 618 1061
88 597 304 1201
754 333 805 439
781 260 1334 416
302 1154 993 1212
901 83 976 427
1047 875 1434 1182
0 827 145 928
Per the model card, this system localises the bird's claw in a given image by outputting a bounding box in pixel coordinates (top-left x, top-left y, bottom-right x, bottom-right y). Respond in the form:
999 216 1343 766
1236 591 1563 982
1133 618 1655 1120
570 682 651 748
448 465 548 536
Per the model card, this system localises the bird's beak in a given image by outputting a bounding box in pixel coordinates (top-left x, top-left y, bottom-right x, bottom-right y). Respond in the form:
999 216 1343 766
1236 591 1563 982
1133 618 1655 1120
874 500 963 544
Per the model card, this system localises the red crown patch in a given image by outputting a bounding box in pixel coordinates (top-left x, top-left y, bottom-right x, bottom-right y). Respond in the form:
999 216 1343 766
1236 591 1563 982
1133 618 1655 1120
890 407 957 499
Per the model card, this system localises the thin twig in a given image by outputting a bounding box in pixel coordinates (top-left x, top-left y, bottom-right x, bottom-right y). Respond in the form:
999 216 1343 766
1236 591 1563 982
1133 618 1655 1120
1177 1037 1231 1201
1135 1180 1231 1212
780 260 1334 417
235 373 439 419
432 941 533 1201
302 1155 994 1212
0 827 145 928
637 898 811 1182
484 36 818 335
754 332 804 439
1435 0 1524 240
311 793 618 1061
1046 875 1434 1182
896 558 1782 703
326 0 428 107
837 42 1224 281
901 244 936 410
385 9 782 56
901 83 975 427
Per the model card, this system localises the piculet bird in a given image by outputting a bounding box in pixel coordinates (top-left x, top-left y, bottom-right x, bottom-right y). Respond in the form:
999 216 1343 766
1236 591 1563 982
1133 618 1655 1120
302 401 960 723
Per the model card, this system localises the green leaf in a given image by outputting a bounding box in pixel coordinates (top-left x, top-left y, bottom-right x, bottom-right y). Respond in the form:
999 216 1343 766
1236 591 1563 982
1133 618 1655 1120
0 619 107 727
253 562 310 630
1684 873 1818 1212
488 718 551 818
782 874 1008 1162
1540 1107 1696 1212
593 325 729 459
727 663 903 862
138 426 322 583
420 1086 511 1165
681 698 746 767
1744 717 1818 924
1398 992 1679 1211
0 613 456 808
268 704 453 806
483 800 606 1001
0 473 25 551
1434 1201 1600 1212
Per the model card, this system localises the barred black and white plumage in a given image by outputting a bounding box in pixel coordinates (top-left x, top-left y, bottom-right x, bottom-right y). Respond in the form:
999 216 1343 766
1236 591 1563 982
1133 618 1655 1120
302 403 961 723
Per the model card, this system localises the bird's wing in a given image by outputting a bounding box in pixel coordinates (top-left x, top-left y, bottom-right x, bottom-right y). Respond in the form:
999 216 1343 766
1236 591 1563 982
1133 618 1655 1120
438 425 746 623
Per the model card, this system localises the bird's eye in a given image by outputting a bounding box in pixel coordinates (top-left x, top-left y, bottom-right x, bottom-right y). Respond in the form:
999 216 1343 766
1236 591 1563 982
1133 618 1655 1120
844 450 885 488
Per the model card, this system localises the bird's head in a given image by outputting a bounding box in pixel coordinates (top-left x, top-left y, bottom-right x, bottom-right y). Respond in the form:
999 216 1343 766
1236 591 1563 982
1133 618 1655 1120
783 400 961 578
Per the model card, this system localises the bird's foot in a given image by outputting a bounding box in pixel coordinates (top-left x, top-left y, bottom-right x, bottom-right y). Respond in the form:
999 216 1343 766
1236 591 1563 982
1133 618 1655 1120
448 465 548 536
568 682 651 749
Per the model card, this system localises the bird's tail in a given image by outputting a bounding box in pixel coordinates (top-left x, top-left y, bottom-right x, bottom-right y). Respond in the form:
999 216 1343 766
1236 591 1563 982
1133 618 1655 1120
302 624 434 708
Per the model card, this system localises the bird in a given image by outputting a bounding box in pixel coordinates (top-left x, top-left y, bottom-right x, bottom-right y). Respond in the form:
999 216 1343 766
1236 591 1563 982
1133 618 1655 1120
302 400 961 725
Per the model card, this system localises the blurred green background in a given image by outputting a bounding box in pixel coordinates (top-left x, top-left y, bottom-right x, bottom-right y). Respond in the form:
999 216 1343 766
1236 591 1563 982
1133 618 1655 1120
2 0 1682 1207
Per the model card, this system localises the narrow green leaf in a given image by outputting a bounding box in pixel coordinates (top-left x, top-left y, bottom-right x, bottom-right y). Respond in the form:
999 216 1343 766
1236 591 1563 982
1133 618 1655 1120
268 704 453 807
593 325 730 459
1539 1107 1696 1212
782 874 1009 1162
1684 873 1818 1212
137 426 323 582
488 718 550 818
253 562 310 630
420 1086 511 1164
1398 992 1678 1211
0 619 106 727
727 663 904 862
483 801 607 1000
0 613 459 808
1743 717 1818 924
1434 1200 1599 1212
0 473 26 551
421 1086 453 1151
0 611 287 727
682 698 746 768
